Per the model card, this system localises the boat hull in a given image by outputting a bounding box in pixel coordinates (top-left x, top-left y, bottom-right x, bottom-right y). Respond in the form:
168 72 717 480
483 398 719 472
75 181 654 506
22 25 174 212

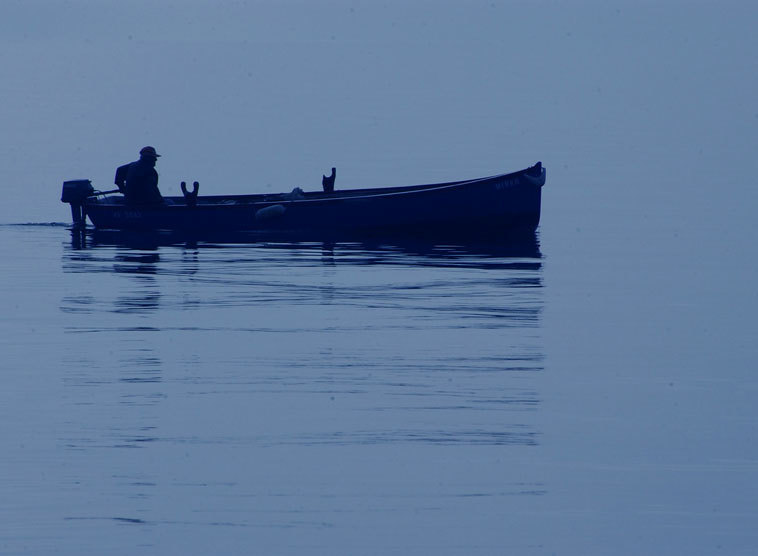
82 165 545 238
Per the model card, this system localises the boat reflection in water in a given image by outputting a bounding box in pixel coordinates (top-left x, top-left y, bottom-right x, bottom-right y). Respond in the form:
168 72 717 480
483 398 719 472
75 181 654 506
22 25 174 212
57 222 546 543
70 227 542 266
66 228 543 318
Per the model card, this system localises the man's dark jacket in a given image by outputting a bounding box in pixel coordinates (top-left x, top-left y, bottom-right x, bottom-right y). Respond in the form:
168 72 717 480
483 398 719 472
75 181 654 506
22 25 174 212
115 159 163 205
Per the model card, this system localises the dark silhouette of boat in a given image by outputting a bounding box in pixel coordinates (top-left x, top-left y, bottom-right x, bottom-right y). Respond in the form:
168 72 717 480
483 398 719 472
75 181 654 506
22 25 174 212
62 162 545 239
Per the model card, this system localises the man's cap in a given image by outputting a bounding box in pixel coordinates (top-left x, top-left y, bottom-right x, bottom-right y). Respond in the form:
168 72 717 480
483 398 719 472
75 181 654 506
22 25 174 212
140 146 161 158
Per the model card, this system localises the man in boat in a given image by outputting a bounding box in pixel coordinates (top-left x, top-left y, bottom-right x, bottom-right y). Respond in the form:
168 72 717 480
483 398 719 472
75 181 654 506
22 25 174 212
115 146 164 205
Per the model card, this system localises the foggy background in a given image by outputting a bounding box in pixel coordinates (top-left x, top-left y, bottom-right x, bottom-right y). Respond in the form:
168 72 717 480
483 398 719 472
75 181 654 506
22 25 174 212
2 1 758 554
3 0 755 226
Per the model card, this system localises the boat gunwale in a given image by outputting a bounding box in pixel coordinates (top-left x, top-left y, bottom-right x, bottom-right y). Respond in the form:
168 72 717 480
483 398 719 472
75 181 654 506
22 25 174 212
88 167 542 209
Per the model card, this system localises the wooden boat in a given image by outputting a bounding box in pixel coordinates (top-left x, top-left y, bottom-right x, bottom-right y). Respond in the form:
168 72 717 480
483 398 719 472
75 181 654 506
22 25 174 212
61 162 545 238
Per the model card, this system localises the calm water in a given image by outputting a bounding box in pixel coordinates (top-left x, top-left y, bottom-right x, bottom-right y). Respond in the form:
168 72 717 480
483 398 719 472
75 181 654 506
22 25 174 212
2 226 552 554
3 1 758 554
2 205 757 554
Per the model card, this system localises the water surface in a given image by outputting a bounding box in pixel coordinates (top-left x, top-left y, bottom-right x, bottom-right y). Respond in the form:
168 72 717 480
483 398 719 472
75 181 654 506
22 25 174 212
2 225 547 554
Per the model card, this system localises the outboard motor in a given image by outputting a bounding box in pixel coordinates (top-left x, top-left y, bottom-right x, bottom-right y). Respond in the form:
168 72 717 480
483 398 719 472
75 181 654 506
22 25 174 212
61 179 94 227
